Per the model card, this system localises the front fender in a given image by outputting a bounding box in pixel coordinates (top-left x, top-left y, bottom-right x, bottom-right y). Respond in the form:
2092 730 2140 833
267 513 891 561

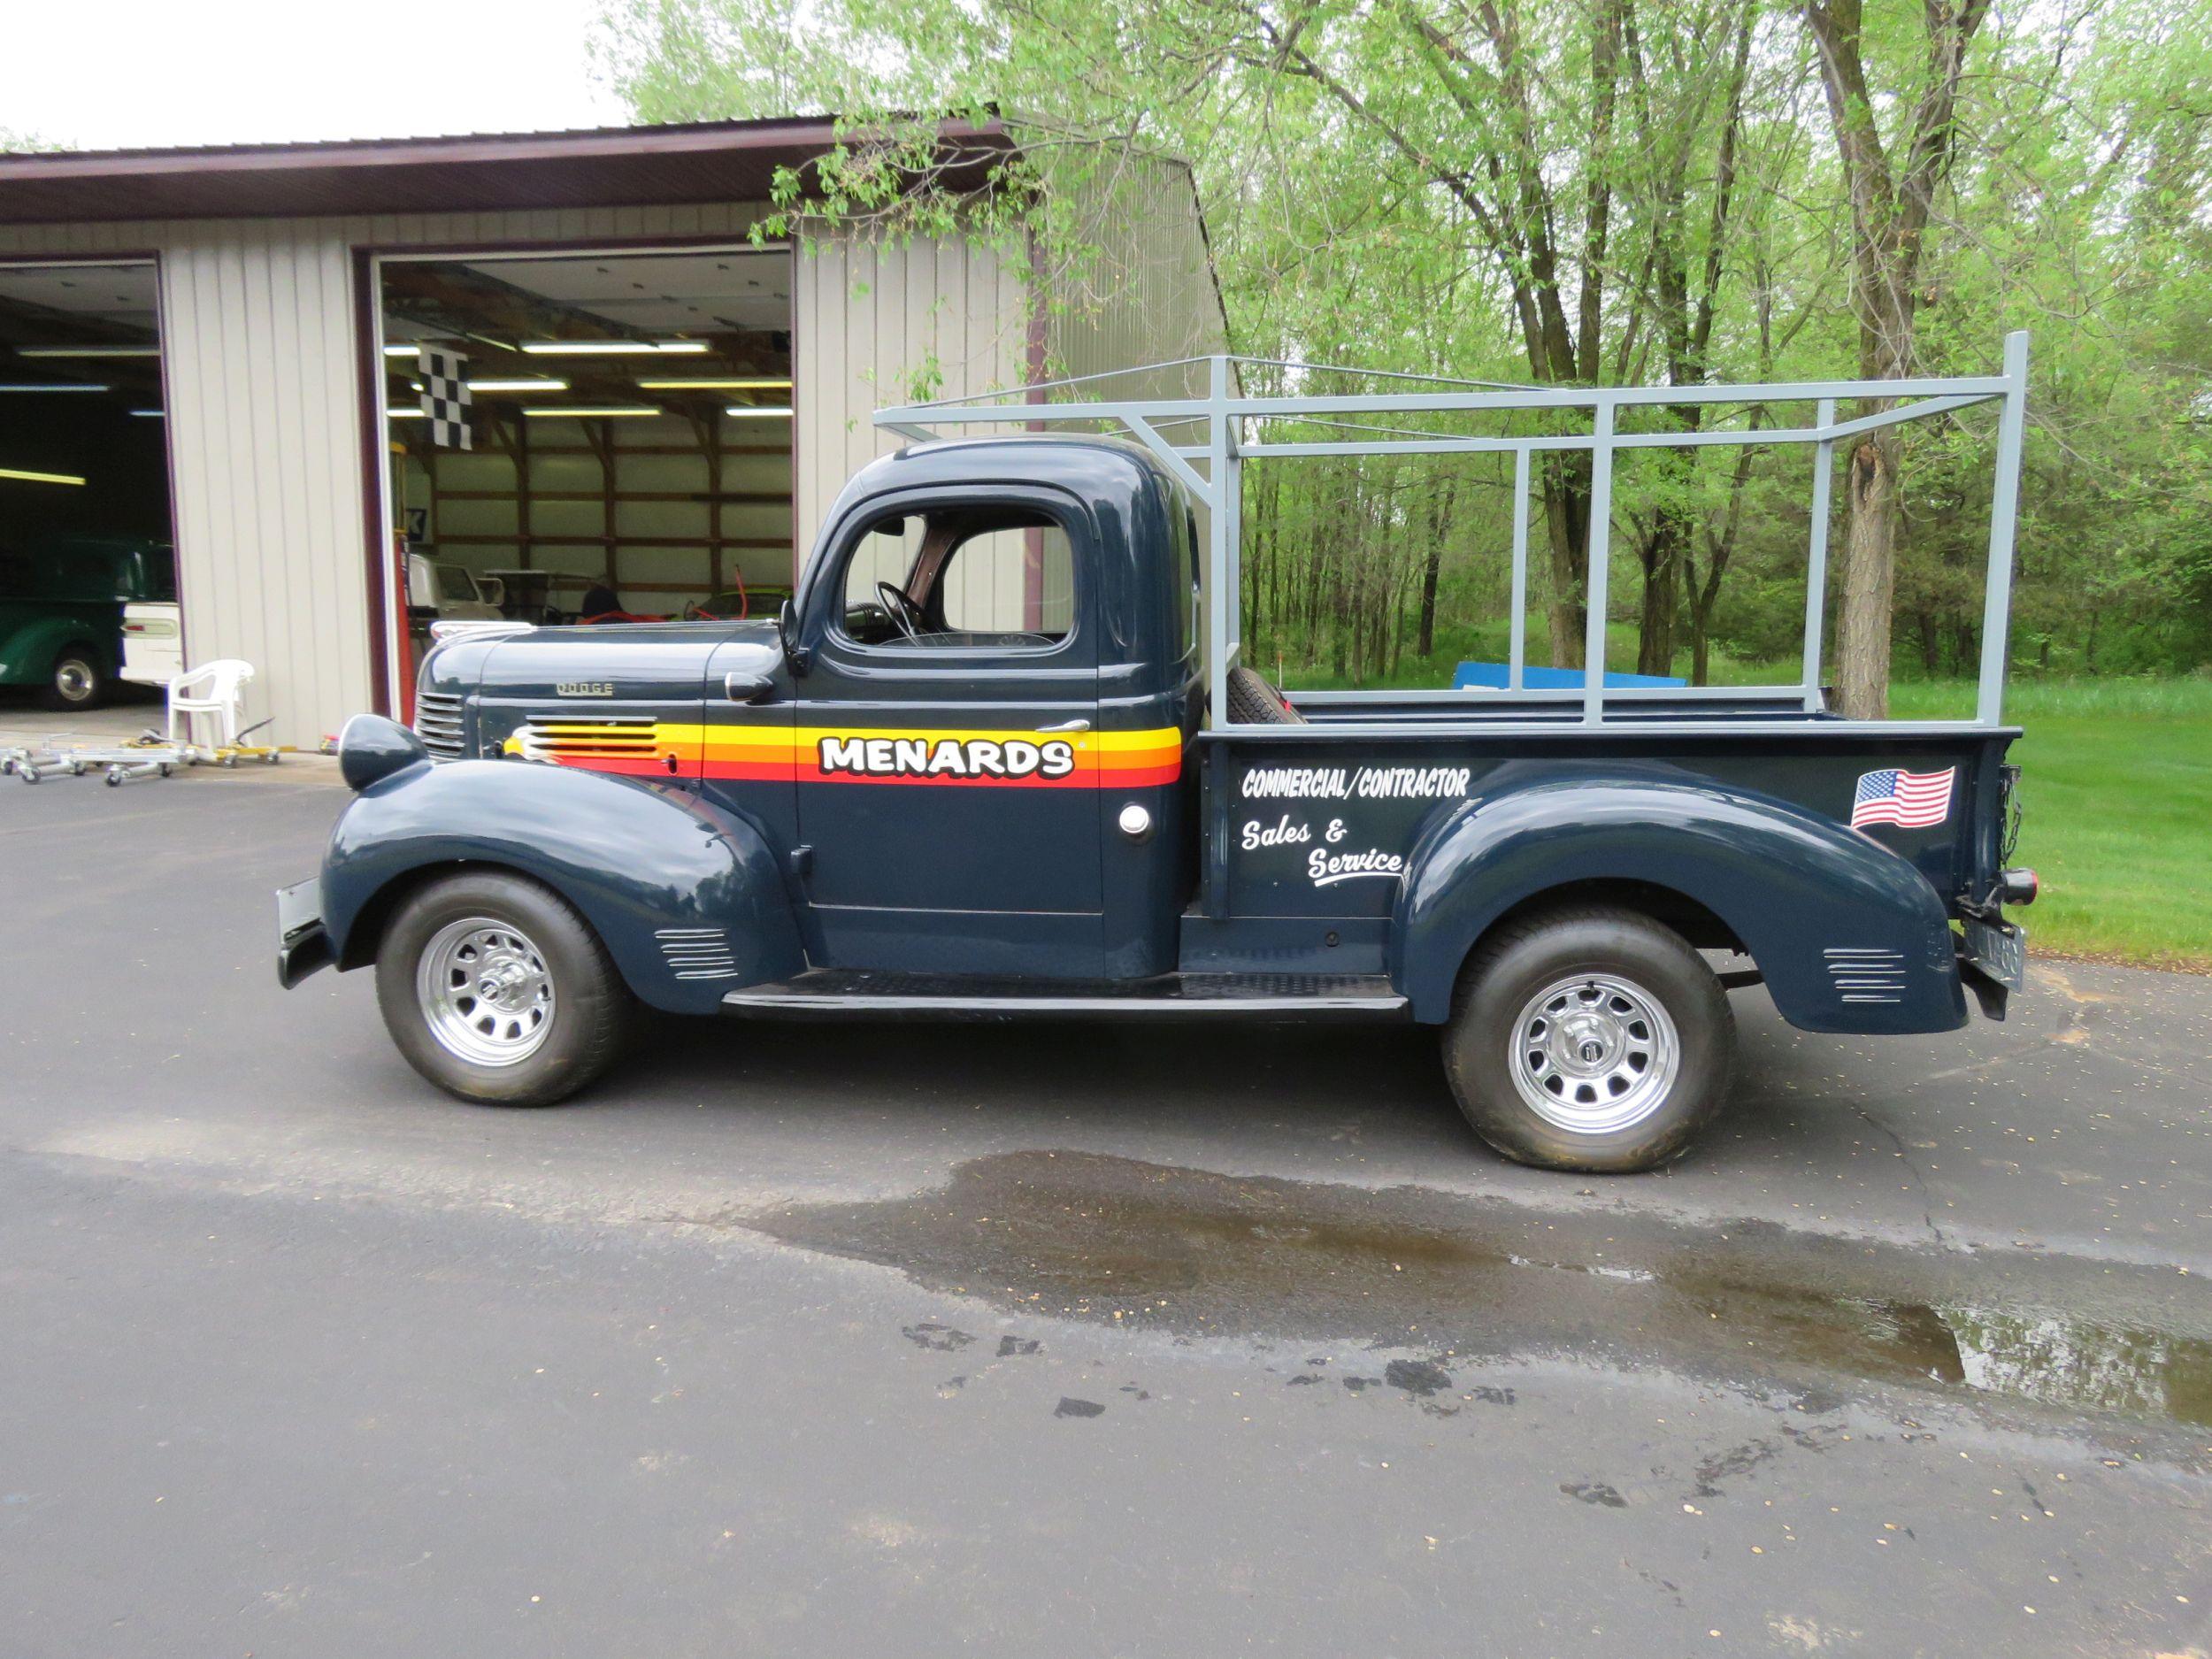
1392 765 1965 1035
322 757 804 1014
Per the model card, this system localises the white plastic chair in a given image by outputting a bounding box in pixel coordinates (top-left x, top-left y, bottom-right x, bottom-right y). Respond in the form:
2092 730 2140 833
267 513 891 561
165 659 255 749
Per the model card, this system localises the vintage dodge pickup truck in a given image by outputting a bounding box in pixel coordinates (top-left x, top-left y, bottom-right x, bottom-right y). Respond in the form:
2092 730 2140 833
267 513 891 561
279 338 2039 1172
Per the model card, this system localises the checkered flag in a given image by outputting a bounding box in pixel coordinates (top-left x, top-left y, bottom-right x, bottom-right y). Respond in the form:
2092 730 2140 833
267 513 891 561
418 348 472 449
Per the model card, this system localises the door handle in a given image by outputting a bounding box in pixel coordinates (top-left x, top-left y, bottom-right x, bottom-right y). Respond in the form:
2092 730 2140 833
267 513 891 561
1035 718 1092 733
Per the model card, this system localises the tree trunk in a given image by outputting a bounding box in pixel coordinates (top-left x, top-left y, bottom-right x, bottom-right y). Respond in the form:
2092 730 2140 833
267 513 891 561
1637 519 1683 676
1800 0 1991 714
1833 430 1899 718
1417 476 1456 659
1542 458 1591 665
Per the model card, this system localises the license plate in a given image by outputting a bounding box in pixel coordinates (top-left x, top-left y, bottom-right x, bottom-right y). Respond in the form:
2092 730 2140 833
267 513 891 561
1964 916 2026 990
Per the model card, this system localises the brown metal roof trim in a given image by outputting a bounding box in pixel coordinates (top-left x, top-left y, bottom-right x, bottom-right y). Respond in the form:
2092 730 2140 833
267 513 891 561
0 117 1018 226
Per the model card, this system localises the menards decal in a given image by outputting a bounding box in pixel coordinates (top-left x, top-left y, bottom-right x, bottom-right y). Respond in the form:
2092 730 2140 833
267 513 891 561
505 719 1182 788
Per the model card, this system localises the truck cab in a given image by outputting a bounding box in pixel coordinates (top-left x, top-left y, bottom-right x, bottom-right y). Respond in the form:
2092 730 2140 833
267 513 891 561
280 344 2041 1174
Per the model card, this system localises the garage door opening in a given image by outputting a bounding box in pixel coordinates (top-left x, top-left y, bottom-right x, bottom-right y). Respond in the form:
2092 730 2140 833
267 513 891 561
0 259 177 712
372 247 795 714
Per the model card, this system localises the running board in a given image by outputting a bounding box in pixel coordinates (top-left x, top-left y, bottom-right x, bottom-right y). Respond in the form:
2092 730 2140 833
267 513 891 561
722 969 1409 1018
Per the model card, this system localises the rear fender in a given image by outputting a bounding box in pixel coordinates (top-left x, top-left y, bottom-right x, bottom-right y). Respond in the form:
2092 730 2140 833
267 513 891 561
1 614 110 681
1393 764 1965 1034
322 757 804 1014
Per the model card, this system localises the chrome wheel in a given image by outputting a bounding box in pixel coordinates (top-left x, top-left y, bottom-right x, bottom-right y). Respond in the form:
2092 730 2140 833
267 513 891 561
415 917 556 1067
53 659 96 703
1508 972 1679 1134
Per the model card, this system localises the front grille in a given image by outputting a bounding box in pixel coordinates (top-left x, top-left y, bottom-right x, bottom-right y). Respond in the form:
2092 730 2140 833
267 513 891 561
1824 947 1907 1005
517 714 657 764
657 927 740 980
413 691 465 760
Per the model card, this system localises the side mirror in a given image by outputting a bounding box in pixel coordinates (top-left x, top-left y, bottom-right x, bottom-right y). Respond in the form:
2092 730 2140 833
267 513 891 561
777 597 808 676
723 671 774 704
477 575 505 608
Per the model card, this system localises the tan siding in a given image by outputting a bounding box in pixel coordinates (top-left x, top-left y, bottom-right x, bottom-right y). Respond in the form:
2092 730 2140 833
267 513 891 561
790 229 1028 588
1046 156 1229 400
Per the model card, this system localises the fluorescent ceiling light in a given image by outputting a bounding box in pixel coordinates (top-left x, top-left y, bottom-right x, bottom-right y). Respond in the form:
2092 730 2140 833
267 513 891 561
638 377 794 391
387 409 427 419
0 465 87 486
467 379 569 393
0 382 110 393
521 405 663 418
725 405 793 419
129 409 165 418
17 345 159 359
388 340 517 359
519 340 710 357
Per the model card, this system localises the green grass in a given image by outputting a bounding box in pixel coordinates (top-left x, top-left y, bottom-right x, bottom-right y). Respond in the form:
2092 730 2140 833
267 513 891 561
1893 678 2212 971
1271 635 2212 969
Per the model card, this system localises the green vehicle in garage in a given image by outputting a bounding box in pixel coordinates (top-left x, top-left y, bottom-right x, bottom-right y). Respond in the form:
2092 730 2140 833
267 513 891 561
0 536 176 710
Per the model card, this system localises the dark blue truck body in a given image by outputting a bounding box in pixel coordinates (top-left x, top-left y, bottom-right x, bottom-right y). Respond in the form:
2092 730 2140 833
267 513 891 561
286 435 2025 1051
289 438 2026 1040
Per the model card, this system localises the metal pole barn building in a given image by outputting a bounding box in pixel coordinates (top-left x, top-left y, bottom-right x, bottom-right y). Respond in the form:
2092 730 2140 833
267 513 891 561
0 119 1227 745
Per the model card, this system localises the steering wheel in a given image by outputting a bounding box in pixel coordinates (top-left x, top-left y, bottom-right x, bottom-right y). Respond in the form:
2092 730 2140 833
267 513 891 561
875 580 926 641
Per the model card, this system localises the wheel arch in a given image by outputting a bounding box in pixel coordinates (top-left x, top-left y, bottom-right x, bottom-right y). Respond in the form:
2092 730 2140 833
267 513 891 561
8 620 108 680
321 759 806 1014
1391 769 1966 1034
335 858 489 972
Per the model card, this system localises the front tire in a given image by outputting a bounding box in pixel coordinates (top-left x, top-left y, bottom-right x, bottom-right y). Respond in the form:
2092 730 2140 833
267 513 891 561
375 872 634 1106
1442 906 1734 1173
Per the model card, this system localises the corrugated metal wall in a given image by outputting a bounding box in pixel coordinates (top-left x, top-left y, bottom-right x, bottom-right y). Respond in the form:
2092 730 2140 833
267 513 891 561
0 174 1223 747
793 233 1029 558
1047 157 1229 399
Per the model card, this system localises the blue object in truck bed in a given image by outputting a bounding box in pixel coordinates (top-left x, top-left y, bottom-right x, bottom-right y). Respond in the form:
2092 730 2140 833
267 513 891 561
1452 661 1686 690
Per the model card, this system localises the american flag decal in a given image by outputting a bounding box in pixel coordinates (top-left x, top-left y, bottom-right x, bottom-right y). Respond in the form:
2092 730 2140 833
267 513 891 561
1850 765 1955 830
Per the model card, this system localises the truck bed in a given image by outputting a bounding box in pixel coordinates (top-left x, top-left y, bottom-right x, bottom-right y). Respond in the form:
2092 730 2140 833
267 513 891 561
1189 710 2017 941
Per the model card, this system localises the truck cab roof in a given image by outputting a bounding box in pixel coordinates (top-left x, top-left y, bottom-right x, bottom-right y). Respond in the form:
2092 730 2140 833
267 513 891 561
832 432 1187 521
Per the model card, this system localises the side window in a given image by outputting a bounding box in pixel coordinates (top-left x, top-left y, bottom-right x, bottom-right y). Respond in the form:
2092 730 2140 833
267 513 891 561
839 503 1076 650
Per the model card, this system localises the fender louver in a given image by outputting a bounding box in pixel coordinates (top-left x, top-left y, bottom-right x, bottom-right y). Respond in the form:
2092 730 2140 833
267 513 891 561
516 714 659 764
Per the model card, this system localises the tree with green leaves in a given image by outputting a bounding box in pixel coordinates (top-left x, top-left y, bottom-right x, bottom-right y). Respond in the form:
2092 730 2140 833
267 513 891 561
595 0 2212 694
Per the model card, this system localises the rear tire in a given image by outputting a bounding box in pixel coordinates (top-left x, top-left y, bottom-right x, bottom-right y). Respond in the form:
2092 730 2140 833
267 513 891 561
41 646 105 710
1442 906 1733 1173
374 872 634 1107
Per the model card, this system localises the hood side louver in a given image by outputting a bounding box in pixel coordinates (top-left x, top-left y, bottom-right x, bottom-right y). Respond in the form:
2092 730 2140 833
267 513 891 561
515 714 659 764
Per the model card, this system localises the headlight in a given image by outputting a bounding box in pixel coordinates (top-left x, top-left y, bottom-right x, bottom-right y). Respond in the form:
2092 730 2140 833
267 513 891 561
337 713 429 791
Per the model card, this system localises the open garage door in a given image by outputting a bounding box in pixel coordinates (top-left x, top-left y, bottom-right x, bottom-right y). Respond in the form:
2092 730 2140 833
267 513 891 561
372 247 795 717
0 260 176 713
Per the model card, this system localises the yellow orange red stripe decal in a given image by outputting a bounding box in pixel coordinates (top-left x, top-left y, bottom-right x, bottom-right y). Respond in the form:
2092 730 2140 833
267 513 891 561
505 721 1183 788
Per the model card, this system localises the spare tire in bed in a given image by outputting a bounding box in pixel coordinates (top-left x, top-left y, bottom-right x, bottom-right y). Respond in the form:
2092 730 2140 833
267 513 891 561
1225 665 1304 725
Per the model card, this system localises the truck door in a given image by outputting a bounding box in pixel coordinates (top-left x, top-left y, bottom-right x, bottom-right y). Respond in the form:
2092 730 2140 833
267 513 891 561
793 488 1104 976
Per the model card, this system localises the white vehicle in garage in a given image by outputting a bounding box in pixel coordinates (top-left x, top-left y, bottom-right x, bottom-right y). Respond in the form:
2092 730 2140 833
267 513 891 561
407 552 503 621
119 600 184 687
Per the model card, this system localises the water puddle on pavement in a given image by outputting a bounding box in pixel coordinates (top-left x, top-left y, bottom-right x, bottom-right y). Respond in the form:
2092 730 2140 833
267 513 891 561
746 1150 2212 1429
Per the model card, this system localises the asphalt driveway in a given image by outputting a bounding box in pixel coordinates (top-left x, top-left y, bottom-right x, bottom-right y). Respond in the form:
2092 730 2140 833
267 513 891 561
1 764 2206 1656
